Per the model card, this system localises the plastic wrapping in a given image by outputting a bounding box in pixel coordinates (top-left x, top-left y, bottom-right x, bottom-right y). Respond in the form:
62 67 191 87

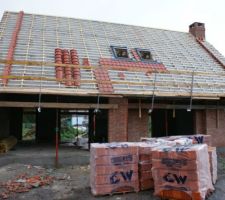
90 143 139 196
151 144 214 200
137 141 162 190
208 146 217 184
141 134 212 146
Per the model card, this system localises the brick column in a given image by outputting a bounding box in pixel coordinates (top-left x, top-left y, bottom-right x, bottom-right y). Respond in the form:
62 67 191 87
108 98 128 142
205 109 225 147
195 110 206 134
128 109 148 142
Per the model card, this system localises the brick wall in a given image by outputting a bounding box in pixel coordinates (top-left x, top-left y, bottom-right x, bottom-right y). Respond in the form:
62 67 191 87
195 109 225 146
195 110 206 134
128 109 148 142
108 98 128 142
206 109 225 147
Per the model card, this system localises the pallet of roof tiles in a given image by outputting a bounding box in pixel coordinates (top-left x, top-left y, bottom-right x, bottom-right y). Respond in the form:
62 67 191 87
151 144 214 200
208 146 217 184
0 136 17 153
90 143 139 196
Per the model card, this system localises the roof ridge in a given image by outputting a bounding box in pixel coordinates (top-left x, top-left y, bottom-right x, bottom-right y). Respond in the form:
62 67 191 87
3 10 188 34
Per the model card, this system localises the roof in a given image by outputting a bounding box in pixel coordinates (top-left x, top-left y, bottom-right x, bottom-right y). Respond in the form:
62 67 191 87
1 11 225 98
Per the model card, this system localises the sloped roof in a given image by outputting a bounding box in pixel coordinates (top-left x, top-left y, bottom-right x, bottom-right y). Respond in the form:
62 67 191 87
0 11 225 98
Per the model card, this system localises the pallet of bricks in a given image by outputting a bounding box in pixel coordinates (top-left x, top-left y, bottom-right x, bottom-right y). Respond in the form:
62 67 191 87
141 135 217 199
137 140 165 191
90 142 139 196
90 134 217 199
151 143 215 200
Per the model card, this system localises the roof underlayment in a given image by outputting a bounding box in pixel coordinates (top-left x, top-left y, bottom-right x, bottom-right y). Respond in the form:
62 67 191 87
1 11 225 98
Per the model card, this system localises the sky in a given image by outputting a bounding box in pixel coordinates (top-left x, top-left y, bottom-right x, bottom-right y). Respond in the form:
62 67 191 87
0 0 225 56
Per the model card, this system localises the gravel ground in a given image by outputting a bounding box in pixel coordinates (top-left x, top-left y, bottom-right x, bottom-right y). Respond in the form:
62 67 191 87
0 145 225 200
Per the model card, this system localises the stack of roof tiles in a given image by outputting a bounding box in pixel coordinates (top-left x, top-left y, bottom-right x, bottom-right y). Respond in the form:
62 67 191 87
151 144 214 200
90 143 139 196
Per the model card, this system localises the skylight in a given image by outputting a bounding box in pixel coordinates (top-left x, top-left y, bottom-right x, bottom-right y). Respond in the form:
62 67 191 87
111 46 129 59
137 49 152 60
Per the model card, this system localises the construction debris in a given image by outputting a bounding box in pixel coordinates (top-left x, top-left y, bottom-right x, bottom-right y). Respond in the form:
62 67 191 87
0 136 17 153
0 165 54 199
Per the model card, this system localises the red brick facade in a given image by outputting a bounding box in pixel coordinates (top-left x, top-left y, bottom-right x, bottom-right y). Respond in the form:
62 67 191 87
108 98 128 142
195 109 225 146
128 109 149 141
108 99 149 142
108 104 225 146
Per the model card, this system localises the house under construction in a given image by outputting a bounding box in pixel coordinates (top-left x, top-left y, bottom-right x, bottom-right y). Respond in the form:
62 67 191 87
1 11 225 147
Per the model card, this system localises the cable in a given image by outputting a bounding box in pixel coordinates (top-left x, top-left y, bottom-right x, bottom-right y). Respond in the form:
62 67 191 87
37 73 43 112
187 71 194 112
149 72 157 114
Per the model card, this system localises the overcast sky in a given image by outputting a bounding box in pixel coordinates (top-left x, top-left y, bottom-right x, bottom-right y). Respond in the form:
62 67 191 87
1 0 225 56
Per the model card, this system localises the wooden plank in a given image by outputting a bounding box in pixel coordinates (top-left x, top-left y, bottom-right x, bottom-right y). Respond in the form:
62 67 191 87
0 87 223 99
1 59 225 77
0 101 118 109
129 103 225 110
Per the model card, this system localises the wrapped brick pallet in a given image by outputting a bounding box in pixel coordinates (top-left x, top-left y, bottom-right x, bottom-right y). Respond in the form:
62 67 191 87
138 142 161 190
151 144 214 200
141 134 212 146
164 134 212 146
90 143 139 196
208 147 217 184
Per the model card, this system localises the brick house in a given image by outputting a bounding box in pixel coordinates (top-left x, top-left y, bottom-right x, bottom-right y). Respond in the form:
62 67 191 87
0 11 225 146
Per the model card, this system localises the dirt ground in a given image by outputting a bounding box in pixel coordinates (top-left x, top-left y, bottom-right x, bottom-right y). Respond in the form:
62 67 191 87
0 144 225 200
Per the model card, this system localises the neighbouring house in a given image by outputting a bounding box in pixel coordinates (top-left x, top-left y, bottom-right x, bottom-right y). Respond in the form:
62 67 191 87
0 11 225 146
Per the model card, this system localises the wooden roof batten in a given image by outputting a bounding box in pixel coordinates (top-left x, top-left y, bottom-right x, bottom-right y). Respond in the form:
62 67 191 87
0 59 225 99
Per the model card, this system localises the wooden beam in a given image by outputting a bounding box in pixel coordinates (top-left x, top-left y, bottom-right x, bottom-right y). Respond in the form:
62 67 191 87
0 101 118 109
129 103 225 110
0 87 223 99
1 58 225 77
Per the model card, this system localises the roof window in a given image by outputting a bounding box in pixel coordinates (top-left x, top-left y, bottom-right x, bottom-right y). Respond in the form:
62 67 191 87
137 49 152 60
111 46 129 59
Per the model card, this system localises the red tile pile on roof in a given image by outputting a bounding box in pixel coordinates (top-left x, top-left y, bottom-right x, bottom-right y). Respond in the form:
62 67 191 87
130 49 141 61
55 48 64 81
94 68 114 93
70 49 80 86
63 49 73 86
2 11 24 86
99 58 166 71
55 48 81 87
118 72 125 80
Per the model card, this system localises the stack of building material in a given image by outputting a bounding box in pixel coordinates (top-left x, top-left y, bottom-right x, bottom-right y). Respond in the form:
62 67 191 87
141 134 212 146
90 143 139 196
208 146 217 184
138 142 159 190
0 136 17 153
151 144 214 200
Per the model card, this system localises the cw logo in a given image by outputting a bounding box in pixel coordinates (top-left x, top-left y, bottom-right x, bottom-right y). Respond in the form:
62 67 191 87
163 173 187 184
110 170 133 184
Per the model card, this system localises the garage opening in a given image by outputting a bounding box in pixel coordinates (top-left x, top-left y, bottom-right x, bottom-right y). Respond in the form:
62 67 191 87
7 107 108 147
151 109 194 137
